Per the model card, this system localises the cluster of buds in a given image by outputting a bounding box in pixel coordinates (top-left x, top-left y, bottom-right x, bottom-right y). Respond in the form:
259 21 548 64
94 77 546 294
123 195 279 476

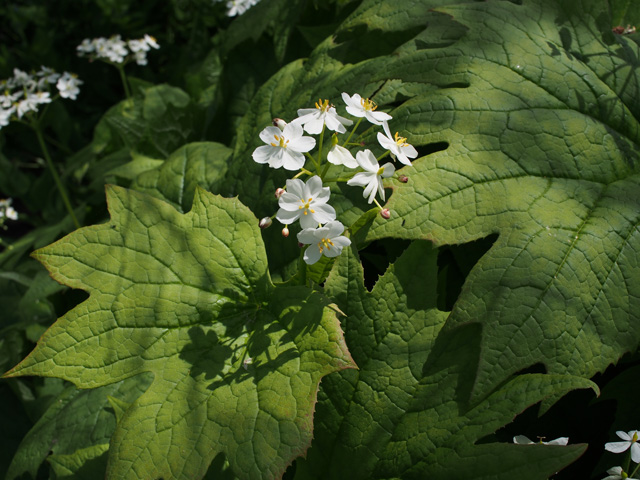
0 67 82 129
77 34 160 66
253 92 417 264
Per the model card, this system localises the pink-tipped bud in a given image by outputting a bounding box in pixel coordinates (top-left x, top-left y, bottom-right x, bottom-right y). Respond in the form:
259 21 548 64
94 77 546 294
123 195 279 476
398 175 408 183
360 141 366 147
273 118 287 131
282 226 290 237
298 241 304 248
259 217 272 229
380 208 391 219
275 188 285 199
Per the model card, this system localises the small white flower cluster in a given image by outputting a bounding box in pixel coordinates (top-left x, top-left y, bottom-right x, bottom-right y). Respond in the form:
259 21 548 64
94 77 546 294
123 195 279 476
252 92 418 265
603 430 640 480
77 34 160 66
0 198 18 222
513 429 640 480
0 67 82 129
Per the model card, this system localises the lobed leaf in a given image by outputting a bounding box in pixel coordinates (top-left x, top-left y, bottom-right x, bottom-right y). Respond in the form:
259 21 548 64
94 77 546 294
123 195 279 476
4 186 355 479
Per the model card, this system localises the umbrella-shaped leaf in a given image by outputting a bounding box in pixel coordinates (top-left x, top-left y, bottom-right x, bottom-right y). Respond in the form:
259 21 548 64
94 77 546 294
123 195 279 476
294 241 595 479
365 0 640 401
4 186 355 480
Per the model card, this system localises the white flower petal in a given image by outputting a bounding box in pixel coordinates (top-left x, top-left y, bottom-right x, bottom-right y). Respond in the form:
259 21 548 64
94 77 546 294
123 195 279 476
259 126 282 144
513 435 534 445
327 145 358 168
281 150 305 170
347 172 373 188
276 208 301 225
381 162 395 178
311 203 337 224
303 245 323 265
605 441 632 454
285 178 305 198
298 228 319 245
631 442 640 463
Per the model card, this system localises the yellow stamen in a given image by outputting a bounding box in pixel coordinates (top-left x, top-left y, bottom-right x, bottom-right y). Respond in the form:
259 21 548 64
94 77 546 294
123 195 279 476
317 237 335 253
394 132 409 147
315 99 331 112
360 97 378 111
270 134 289 148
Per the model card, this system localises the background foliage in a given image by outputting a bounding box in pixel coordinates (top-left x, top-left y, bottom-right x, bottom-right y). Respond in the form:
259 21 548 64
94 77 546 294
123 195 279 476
1 0 639 479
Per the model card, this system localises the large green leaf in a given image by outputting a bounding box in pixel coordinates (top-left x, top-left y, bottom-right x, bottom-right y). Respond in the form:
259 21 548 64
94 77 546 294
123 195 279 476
6 375 151 480
295 241 595 479
4 186 355 479
361 0 640 401
131 141 232 212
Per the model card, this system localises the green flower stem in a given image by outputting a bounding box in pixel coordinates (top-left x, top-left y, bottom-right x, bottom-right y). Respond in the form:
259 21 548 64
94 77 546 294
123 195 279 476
377 150 390 161
373 198 384 211
631 463 640 479
320 159 332 179
317 124 326 167
305 152 321 173
117 65 132 99
342 117 363 146
34 125 80 229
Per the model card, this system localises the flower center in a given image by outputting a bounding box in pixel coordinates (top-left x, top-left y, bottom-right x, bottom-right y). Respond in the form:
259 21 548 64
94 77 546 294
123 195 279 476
271 134 289 148
394 132 409 147
315 98 331 112
298 197 315 215
318 237 334 253
377 166 385 176
359 97 377 112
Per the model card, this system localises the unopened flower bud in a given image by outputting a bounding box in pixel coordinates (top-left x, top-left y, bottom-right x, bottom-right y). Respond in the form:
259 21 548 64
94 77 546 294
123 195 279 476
282 226 290 237
380 208 391 219
331 133 339 146
259 217 272 229
398 175 408 183
273 118 287 131
275 188 285 199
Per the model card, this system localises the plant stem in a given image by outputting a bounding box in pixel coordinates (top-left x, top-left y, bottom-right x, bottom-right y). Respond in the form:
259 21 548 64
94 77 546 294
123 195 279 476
342 118 363 147
34 125 80 229
118 65 132 99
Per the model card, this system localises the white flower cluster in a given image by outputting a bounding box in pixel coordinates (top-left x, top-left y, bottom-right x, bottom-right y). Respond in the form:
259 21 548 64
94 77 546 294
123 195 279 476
0 198 18 221
253 92 418 265
77 34 160 66
603 430 640 480
0 67 82 129
513 429 640 480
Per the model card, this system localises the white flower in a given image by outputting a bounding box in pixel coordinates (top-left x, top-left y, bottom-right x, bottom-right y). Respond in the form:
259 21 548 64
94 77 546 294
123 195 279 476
603 466 639 480
0 90 21 109
35 66 60 88
327 144 358 168
143 34 160 50
377 121 418 166
0 107 14 128
297 221 351 265
56 72 83 100
294 98 353 134
128 39 149 53
252 122 316 171
10 68 33 88
341 92 392 125
276 176 336 229
513 435 569 445
606 430 640 463
77 38 95 55
134 50 149 66
226 0 259 17
16 92 50 118
0 198 18 220
347 149 395 203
